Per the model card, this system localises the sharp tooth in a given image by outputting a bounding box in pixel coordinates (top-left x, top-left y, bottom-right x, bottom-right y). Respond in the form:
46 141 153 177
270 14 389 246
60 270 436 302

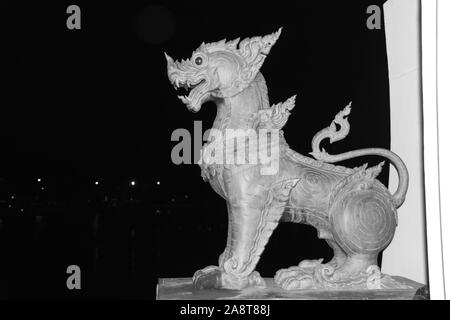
178 95 190 104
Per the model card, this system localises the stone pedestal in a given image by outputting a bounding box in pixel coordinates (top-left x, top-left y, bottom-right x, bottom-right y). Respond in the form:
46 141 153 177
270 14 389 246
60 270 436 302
157 277 429 300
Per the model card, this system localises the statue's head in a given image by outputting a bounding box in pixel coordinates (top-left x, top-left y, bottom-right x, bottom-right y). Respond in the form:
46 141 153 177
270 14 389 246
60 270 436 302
165 28 282 112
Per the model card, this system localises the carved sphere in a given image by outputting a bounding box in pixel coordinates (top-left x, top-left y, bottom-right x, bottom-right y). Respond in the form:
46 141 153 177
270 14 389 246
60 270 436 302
329 188 396 256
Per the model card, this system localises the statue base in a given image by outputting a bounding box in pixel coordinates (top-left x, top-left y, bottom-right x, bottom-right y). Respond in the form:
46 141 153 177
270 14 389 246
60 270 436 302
157 277 428 300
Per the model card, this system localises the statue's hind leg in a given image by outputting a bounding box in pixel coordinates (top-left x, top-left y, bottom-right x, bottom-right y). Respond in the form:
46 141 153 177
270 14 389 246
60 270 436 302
310 186 397 288
276 185 397 290
274 232 348 290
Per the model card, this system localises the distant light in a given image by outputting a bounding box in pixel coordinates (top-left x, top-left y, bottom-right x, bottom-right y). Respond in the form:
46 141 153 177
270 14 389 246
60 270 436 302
41 187 45 191
130 181 136 186
20 209 24 212
95 181 99 185
156 181 161 185
11 195 14 199
37 178 41 182
8 205 11 208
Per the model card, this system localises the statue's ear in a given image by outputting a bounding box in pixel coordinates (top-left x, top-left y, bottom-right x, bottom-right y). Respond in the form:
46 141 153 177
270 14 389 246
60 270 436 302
216 28 283 98
238 28 282 87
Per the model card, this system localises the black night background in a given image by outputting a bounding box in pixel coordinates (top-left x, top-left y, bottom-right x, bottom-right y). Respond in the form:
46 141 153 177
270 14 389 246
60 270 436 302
1 0 390 299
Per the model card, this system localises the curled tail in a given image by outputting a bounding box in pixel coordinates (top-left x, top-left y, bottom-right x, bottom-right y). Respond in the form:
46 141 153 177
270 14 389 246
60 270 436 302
311 148 408 208
309 103 409 208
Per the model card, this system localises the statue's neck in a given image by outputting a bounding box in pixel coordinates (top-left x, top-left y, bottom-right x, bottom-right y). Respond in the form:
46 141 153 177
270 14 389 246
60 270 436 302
211 73 269 133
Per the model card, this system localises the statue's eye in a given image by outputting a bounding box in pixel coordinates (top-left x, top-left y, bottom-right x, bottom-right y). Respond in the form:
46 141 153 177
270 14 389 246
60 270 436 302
195 56 203 65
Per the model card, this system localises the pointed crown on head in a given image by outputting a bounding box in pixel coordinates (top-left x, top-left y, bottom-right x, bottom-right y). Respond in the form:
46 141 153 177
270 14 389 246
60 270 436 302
195 28 283 97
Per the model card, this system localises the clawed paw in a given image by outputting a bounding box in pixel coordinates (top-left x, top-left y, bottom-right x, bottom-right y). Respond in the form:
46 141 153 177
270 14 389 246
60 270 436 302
274 259 325 290
247 271 266 288
193 266 265 290
282 274 315 290
274 266 302 285
274 267 315 290
193 266 222 290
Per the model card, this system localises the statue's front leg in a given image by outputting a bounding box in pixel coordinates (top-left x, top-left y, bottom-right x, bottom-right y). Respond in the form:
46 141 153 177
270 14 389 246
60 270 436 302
193 195 267 290
193 167 299 290
192 199 236 289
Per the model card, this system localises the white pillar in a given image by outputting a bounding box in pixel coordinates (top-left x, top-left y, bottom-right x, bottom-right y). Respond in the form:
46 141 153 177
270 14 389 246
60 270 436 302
382 0 427 284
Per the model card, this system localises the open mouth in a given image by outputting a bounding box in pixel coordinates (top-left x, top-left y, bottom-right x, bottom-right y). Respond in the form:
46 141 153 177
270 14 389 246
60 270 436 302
172 78 206 105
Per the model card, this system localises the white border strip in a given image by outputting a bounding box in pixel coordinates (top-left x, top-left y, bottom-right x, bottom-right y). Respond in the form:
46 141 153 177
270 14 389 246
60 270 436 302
422 0 445 299
437 0 450 300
